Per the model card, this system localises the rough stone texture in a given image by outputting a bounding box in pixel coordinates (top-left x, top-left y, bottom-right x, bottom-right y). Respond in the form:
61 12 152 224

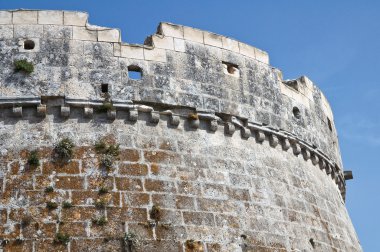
0 9 361 252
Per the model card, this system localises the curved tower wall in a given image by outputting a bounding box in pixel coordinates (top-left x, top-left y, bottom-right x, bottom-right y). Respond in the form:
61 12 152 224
0 10 361 251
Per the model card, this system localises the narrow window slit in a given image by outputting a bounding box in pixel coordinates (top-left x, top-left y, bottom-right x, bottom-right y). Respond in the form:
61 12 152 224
101 84 109 93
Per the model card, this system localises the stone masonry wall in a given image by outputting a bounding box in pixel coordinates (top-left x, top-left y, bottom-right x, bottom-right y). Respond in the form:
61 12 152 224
0 9 361 252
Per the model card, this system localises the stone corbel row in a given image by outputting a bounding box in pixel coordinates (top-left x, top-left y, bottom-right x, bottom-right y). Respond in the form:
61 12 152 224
1 97 346 199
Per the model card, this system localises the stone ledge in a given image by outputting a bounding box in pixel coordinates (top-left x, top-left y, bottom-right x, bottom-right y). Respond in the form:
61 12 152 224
0 96 346 199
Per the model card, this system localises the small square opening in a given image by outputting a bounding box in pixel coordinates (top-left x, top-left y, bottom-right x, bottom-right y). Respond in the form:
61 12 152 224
24 40 35 50
101 84 109 93
128 65 142 80
222 62 239 77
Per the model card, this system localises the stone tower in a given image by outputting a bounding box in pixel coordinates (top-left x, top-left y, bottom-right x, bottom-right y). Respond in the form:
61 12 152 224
0 10 361 252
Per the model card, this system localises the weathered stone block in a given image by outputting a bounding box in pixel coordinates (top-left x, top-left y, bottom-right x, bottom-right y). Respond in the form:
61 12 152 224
14 25 43 38
209 120 218 132
64 11 88 26
184 26 204 43
107 109 116 120
241 127 251 139
269 134 279 147
222 37 240 53
159 22 183 38
204 31 223 48
83 107 93 118
255 47 269 64
13 10 38 24
292 143 302 155
73 26 97 41
255 130 265 142
60 106 70 118
98 29 120 42
152 35 174 50
239 42 256 58
150 112 160 124
174 38 186 52
121 45 144 59
37 104 47 117
170 115 180 127
0 11 12 24
128 109 138 121
144 48 167 62
38 11 63 25
12 106 22 117
0 25 13 39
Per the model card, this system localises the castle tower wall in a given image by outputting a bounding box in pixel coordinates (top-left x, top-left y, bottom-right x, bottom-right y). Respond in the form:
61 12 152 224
0 10 361 251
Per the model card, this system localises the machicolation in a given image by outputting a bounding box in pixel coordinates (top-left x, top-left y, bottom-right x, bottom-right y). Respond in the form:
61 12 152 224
0 9 361 251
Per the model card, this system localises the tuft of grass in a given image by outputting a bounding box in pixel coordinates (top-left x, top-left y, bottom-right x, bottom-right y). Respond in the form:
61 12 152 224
124 231 139 250
45 186 54 193
94 140 107 153
92 216 108 226
27 150 40 167
21 216 33 228
188 113 199 120
97 102 115 112
94 199 107 209
100 154 114 169
55 138 75 160
150 205 161 222
54 233 70 245
46 201 58 210
14 59 34 74
98 187 109 195
62 201 73 209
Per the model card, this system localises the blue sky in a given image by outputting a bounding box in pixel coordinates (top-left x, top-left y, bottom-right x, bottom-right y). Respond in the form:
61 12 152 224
1 0 378 250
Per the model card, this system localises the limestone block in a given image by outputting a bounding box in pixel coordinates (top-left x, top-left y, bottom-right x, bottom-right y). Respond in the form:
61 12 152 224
13 10 38 24
14 25 43 38
38 11 63 25
292 143 302 155
121 45 144 59
255 131 265 143
0 11 12 24
282 138 291 151
204 31 223 48
170 115 180 127
189 118 200 129
183 26 204 43
325 164 332 174
255 48 269 64
150 112 160 124
144 48 167 62
311 154 319 165
98 29 120 43
43 25 72 39
240 127 251 139
222 37 239 53
64 11 88 26
174 38 186 52
107 110 116 120
12 107 22 117
239 42 256 58
61 106 70 118
269 134 279 147
73 27 97 41
225 122 235 136
129 109 138 122
302 149 310 161
113 43 121 57
152 35 174 50
209 120 218 132
159 22 183 38
84 107 93 118
0 25 13 39
37 104 47 117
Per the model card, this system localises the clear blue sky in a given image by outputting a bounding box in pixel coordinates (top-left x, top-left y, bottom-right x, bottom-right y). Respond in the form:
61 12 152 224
1 0 378 250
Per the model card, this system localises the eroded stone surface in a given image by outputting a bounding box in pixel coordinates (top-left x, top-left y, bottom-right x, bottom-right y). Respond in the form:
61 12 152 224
0 9 361 252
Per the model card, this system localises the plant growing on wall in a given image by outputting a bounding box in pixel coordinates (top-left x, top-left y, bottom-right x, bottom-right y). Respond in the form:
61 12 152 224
54 233 70 245
27 150 40 167
14 59 34 74
124 231 139 251
55 138 75 160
